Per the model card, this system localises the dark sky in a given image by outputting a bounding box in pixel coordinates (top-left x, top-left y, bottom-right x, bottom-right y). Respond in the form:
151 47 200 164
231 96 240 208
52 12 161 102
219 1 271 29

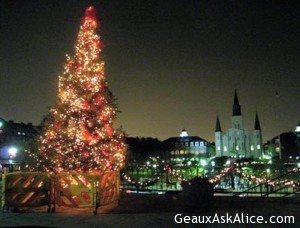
0 0 299 141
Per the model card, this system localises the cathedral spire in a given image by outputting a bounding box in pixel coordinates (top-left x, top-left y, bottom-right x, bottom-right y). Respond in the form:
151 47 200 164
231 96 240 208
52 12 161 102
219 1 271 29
254 112 261 130
215 115 222 132
232 89 242 116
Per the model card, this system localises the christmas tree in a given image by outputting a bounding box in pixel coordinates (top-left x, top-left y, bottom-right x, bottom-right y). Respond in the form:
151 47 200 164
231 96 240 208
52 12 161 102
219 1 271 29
36 6 126 173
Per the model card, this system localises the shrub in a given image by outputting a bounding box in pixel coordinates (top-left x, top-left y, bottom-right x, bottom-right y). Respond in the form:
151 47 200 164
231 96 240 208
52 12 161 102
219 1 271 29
181 177 214 207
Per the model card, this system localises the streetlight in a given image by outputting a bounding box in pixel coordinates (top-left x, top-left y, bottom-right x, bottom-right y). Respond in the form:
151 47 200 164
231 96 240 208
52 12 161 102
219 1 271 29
211 161 215 167
211 161 216 174
266 168 271 197
226 160 231 166
199 159 207 176
200 159 207 167
7 147 17 173
8 147 17 157
268 160 272 164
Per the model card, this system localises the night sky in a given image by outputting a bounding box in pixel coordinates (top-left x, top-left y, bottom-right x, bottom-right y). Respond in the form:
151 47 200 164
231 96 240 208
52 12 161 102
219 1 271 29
0 0 299 141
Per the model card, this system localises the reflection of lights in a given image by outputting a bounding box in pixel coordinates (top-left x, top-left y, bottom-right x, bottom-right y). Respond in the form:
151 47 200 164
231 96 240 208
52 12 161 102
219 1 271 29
8 147 17 157
0 121 3 128
211 161 215 167
266 168 270 174
226 160 231 166
187 161 191 166
297 163 300 168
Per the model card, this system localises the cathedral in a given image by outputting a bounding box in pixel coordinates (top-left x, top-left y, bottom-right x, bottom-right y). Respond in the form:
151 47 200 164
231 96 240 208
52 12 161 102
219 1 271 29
215 90 263 158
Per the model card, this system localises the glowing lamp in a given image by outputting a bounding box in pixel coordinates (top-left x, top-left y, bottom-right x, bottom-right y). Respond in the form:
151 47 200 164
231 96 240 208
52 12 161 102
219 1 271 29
200 159 207 167
8 147 17 157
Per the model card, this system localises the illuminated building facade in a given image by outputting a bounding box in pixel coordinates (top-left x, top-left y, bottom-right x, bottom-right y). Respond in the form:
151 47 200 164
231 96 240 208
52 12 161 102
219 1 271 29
163 129 210 160
215 91 263 158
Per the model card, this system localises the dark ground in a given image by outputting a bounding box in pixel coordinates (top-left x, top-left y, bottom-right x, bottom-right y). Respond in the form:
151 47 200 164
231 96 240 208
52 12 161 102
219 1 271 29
0 192 299 227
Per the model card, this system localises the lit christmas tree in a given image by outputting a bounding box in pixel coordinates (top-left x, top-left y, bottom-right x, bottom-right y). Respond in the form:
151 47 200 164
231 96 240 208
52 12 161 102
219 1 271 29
36 6 126 173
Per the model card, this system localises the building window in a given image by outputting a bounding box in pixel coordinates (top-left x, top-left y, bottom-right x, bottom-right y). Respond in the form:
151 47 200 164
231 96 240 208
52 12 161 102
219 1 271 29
190 142 194 146
251 145 254 151
236 145 239 151
200 141 204 146
195 142 199 147
185 142 189 146
224 146 227 151
217 146 220 151
257 145 261 150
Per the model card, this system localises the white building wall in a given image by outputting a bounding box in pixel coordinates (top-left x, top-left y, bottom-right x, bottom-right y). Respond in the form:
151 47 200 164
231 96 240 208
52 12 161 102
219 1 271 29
215 132 223 157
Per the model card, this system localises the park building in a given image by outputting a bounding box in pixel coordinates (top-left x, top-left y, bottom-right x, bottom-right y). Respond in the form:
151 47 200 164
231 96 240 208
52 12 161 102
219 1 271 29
264 122 300 159
0 118 40 170
214 90 263 159
163 129 212 162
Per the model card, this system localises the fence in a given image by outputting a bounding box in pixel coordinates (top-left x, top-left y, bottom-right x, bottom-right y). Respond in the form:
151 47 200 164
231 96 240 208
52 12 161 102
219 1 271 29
1 172 51 212
1 171 120 214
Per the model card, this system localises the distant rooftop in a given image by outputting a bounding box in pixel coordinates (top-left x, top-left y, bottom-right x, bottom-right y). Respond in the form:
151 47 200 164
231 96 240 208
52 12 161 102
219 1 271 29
180 129 188 137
